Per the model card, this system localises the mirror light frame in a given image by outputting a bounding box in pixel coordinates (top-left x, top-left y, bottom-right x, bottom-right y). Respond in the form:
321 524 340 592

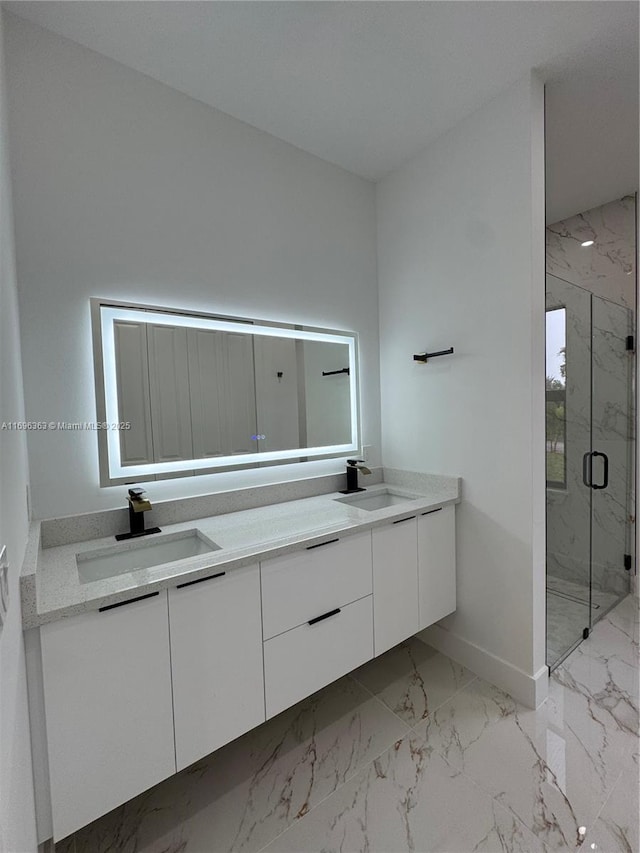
93 300 360 484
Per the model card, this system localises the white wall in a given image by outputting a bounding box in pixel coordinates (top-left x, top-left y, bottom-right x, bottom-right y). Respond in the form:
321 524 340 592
376 74 547 707
4 14 380 519
0 10 37 853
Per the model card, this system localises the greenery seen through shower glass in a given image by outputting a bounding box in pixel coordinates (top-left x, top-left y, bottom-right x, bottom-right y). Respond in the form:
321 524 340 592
546 307 566 488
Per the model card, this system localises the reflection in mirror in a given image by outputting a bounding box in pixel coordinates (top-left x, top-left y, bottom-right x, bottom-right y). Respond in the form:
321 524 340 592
93 302 359 485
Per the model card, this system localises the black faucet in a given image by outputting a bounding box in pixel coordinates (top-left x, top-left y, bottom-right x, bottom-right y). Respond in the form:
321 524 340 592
115 488 162 541
340 459 372 494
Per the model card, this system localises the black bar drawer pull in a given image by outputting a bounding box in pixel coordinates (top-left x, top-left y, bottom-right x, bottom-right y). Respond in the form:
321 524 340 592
393 515 416 525
306 538 339 551
176 571 226 590
99 591 159 612
308 607 341 626
421 507 443 516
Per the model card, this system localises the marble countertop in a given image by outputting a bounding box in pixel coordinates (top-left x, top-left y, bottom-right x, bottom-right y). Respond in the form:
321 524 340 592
21 472 460 629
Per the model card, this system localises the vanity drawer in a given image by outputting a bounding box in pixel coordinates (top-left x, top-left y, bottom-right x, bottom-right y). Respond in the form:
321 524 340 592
260 531 372 640
264 595 373 718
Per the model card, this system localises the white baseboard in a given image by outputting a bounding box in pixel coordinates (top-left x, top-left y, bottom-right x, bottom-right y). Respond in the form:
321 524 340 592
418 623 548 709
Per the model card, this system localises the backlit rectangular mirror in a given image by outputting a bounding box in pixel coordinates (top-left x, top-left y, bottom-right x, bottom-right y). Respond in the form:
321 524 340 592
92 300 360 485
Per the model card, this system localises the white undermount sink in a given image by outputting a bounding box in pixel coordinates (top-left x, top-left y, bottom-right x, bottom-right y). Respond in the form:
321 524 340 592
334 487 418 512
77 528 221 583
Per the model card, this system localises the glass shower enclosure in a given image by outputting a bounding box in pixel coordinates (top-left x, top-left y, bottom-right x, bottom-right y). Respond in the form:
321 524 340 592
546 273 635 668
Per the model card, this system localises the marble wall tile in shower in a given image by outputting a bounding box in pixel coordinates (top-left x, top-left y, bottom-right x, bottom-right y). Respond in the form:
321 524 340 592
590 297 634 598
546 195 636 310
72 675 409 853
546 272 634 608
546 276 592 597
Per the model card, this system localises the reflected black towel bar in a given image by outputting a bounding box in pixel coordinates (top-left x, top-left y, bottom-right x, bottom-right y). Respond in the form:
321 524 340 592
413 347 454 363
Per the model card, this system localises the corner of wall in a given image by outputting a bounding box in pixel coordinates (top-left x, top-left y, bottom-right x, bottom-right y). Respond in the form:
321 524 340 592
0 7 37 851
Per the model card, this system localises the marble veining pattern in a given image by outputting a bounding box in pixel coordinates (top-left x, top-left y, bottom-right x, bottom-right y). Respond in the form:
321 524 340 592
546 195 636 310
351 637 476 727
545 196 636 626
546 276 592 598
547 578 620 667
546 265 633 664
58 595 639 853
68 676 409 853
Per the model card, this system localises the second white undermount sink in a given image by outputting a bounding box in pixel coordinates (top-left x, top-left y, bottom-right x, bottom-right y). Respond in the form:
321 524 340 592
334 488 417 511
77 528 221 583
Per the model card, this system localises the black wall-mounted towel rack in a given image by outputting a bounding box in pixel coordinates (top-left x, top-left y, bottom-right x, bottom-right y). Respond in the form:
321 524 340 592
322 367 350 376
413 347 454 364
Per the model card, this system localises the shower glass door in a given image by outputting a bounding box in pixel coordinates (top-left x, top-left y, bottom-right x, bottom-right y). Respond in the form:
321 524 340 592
590 296 634 615
546 275 634 669
546 276 593 667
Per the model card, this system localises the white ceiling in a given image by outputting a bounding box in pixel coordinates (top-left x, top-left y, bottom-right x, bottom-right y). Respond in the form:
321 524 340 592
5 1 639 220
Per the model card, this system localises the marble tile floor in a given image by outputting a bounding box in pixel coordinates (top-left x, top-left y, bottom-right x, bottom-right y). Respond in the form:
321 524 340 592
547 576 623 669
56 595 639 853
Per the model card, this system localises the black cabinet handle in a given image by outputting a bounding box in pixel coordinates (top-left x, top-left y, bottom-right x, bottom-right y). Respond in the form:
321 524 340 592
393 515 416 525
421 507 443 516
308 607 341 626
176 571 226 590
306 538 339 551
592 451 609 490
99 591 159 612
582 452 592 487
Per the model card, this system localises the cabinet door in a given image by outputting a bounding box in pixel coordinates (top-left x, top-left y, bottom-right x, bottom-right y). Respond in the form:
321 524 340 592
261 532 372 640
168 563 265 771
417 505 456 629
264 595 373 718
372 517 419 656
41 592 175 841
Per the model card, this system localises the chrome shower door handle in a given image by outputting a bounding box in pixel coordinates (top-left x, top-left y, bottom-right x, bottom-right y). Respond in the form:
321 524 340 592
591 451 609 490
582 451 592 487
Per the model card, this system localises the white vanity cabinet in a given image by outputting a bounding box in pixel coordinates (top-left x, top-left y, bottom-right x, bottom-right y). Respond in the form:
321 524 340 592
40 591 176 841
34 498 457 843
372 516 420 655
418 505 456 628
373 505 457 655
168 562 265 771
261 533 374 718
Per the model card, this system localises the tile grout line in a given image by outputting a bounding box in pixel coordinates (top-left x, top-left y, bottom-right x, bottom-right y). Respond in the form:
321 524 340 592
403 674 480 738
256 670 541 853
256 673 438 853
576 766 626 850
253 723 408 853
346 672 412 730
445 754 548 850
350 662 480 735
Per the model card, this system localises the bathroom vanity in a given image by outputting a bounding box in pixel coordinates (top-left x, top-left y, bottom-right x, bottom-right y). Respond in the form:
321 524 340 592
21 472 459 842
